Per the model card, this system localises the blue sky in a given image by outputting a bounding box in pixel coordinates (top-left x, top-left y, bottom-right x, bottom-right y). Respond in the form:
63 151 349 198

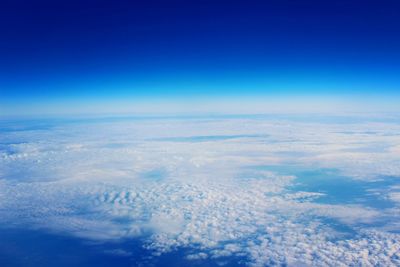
1 0 400 116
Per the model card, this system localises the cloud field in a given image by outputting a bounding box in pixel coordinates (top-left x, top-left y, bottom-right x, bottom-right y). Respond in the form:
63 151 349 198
1 114 400 266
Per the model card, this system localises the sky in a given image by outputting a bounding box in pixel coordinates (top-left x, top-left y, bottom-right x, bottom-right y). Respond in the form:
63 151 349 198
1 2 400 264
1 0 400 116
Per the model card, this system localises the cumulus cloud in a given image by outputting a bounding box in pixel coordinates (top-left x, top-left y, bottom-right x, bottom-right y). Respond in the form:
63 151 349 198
0 115 400 266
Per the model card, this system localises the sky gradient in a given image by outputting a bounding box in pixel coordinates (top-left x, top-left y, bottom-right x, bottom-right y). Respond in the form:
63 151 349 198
1 0 400 116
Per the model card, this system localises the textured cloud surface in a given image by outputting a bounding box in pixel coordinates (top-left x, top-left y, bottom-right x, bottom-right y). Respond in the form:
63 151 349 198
1 115 400 266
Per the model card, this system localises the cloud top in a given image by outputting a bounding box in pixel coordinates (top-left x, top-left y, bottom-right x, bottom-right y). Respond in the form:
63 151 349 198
1 114 400 266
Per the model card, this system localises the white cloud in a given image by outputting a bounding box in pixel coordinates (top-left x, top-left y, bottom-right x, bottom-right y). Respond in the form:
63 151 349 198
1 115 400 265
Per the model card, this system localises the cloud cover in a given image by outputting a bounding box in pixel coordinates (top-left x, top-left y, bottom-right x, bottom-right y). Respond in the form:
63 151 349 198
1 114 400 266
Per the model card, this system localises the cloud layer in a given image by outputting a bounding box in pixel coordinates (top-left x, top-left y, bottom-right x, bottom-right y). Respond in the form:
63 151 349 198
1 115 400 266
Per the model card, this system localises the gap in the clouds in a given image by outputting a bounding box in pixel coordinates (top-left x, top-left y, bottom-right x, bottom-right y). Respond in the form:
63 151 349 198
0 142 29 156
291 170 396 209
0 227 142 267
140 169 167 182
252 166 396 209
150 134 268 143
0 227 247 267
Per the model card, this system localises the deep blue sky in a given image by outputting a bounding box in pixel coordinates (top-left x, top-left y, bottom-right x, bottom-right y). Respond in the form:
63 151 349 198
1 0 400 115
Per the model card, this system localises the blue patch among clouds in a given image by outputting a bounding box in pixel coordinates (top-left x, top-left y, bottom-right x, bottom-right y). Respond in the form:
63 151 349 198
151 134 268 142
265 166 397 209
